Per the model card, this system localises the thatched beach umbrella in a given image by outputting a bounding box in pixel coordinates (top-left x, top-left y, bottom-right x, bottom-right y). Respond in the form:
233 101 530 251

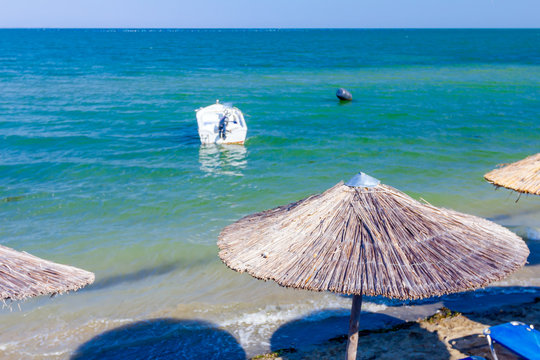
484 153 540 195
0 244 94 302
218 172 529 360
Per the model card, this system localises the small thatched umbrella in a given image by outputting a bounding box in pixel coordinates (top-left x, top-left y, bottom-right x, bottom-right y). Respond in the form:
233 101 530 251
0 244 95 302
484 153 540 195
218 172 529 360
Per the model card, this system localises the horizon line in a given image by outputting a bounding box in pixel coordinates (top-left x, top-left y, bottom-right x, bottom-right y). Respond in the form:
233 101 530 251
1 27 539 30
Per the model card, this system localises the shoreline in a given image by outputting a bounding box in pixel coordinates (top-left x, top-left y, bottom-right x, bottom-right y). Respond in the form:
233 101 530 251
239 233 538 358
252 294 540 360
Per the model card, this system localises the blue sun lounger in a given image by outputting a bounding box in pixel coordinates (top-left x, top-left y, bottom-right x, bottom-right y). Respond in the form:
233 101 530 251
483 321 540 360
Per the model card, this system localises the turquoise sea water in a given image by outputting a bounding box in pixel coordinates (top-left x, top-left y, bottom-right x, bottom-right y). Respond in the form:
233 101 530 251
0 29 539 358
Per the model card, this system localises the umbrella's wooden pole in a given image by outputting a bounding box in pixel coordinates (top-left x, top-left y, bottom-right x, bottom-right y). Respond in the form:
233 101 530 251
345 294 363 360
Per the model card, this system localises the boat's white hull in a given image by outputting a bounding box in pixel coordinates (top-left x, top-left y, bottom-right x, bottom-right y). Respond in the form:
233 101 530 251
196 103 247 145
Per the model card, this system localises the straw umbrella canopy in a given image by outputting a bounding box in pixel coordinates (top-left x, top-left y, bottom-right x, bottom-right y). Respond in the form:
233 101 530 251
218 172 529 360
0 244 95 302
484 153 540 195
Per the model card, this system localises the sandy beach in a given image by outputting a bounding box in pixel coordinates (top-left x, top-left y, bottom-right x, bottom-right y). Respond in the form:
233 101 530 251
253 296 539 360
0 28 538 359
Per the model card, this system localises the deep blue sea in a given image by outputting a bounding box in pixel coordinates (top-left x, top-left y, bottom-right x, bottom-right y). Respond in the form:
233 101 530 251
0 29 539 359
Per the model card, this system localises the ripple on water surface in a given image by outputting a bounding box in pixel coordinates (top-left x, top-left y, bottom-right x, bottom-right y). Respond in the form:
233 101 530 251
0 29 539 358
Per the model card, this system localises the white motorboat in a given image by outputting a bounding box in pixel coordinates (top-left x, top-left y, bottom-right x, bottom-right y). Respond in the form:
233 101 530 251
196 101 247 145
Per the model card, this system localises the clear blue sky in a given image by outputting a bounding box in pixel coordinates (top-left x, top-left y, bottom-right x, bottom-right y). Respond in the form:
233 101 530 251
1 0 539 28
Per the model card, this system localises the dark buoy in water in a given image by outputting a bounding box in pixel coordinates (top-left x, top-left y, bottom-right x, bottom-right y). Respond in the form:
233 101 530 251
336 88 352 101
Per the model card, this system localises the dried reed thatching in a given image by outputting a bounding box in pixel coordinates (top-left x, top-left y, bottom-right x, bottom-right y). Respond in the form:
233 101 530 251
219 172 529 359
484 153 540 195
0 245 95 301
219 178 528 300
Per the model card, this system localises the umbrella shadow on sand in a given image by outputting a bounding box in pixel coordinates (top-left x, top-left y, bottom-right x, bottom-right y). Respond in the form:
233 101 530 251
270 309 451 360
523 237 540 266
70 318 246 360
360 285 540 311
445 286 540 360
449 333 518 360
441 286 540 317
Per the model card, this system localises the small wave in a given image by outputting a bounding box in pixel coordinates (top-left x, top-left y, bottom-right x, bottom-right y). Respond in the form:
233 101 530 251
0 341 18 351
526 227 540 241
217 297 387 351
220 298 387 329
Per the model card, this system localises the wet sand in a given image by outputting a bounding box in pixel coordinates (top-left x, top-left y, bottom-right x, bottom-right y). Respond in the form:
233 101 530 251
251 235 539 359
253 296 539 360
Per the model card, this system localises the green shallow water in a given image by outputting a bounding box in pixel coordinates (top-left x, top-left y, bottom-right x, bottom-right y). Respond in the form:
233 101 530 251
0 29 539 358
